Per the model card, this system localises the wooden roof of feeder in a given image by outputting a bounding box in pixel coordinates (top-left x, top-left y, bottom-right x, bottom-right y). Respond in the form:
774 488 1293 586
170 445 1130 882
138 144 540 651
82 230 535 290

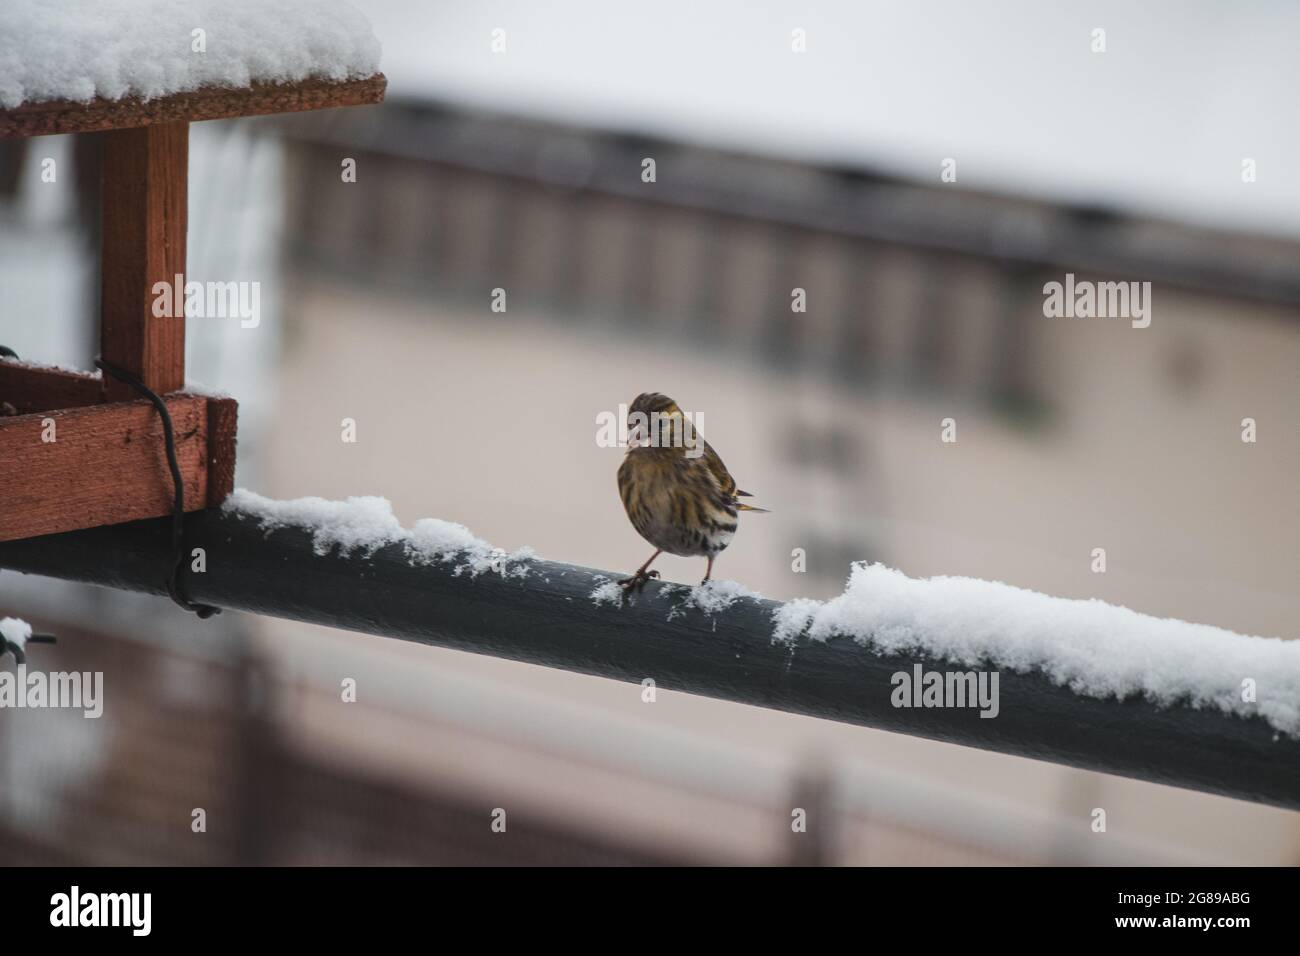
0 74 386 139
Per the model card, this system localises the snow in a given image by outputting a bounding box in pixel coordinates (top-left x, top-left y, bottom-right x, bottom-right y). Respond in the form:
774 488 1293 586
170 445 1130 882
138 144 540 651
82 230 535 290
182 380 232 399
774 563 1300 738
224 489 533 578
589 580 624 606
589 577 764 617
681 579 764 615
0 617 33 651
0 355 100 379
407 518 535 579
225 489 403 556
0 0 381 109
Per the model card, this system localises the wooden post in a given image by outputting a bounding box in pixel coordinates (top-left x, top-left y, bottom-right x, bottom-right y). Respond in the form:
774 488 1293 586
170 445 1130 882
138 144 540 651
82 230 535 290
100 122 188 401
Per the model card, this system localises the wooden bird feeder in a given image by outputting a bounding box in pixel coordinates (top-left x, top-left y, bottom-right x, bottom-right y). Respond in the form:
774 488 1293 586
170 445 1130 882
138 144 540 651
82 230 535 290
0 75 385 542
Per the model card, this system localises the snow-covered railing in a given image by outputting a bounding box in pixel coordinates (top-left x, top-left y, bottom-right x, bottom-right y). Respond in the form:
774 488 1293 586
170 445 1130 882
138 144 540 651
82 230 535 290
1 494 1297 812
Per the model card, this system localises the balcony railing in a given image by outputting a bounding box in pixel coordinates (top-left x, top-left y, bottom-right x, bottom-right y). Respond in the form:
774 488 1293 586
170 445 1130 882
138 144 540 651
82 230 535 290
2 507 1296 811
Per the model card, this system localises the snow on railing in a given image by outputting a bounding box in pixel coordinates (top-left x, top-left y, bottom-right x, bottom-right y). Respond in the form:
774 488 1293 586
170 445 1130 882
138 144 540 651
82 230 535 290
226 489 536 578
773 563 1299 739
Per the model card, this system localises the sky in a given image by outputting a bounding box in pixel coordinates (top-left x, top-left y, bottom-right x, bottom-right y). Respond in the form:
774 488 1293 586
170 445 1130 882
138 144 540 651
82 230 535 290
354 0 1300 240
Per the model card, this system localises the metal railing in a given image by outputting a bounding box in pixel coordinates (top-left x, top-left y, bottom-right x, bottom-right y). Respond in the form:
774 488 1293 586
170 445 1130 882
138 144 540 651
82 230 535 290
1 509 1297 812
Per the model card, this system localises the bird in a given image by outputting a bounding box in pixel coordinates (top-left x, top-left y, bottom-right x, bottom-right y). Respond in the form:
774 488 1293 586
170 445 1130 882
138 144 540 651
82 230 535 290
616 392 768 593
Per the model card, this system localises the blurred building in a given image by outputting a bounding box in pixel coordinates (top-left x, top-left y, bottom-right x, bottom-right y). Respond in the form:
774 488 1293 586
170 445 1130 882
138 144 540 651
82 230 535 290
271 96 1300 623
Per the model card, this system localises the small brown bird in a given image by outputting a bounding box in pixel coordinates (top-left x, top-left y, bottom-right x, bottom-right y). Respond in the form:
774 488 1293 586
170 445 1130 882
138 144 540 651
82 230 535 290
617 392 768 592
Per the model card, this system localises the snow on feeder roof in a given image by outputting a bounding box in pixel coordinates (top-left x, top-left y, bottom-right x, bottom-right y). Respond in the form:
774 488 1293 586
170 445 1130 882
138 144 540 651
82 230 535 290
0 0 384 137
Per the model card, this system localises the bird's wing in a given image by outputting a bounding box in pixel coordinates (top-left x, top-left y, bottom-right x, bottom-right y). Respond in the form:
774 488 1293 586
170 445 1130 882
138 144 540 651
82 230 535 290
701 440 738 498
700 440 771 512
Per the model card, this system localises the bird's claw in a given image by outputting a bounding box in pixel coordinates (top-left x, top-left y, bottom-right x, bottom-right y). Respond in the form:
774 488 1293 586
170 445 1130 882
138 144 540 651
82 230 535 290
617 569 660 594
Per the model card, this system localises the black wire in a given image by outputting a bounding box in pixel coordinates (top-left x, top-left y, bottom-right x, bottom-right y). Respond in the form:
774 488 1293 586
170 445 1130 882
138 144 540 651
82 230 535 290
94 357 220 619
1 345 18 414
4 635 56 666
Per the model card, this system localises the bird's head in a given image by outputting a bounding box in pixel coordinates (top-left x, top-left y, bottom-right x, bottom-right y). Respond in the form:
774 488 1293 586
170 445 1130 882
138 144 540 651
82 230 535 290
626 392 699 453
629 392 679 419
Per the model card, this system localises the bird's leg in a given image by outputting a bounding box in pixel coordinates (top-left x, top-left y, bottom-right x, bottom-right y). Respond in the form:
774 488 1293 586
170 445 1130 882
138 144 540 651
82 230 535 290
700 555 714 586
618 549 662 593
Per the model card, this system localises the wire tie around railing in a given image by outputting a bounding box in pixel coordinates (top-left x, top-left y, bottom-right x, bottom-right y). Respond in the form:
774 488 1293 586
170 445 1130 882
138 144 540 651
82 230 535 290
94 357 221 620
